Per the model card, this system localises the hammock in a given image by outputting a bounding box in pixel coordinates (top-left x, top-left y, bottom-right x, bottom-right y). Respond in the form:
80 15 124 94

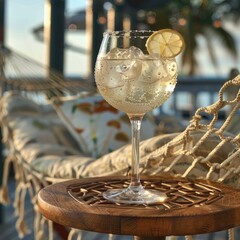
0 45 101 154
0 45 98 239
0 45 96 99
0 45 239 240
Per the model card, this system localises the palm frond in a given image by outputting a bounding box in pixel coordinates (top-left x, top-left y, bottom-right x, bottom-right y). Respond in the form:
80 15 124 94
201 33 218 69
211 27 238 58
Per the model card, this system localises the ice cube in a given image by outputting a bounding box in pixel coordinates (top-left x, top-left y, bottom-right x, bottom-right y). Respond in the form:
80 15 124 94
104 46 145 60
102 47 146 85
127 46 145 59
115 59 142 81
139 58 168 83
116 61 132 73
104 48 128 59
105 48 143 81
97 59 125 89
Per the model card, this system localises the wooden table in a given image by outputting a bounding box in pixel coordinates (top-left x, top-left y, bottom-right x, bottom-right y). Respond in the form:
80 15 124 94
38 176 240 240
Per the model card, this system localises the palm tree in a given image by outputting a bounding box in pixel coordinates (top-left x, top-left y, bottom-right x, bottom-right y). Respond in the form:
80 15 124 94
126 0 240 75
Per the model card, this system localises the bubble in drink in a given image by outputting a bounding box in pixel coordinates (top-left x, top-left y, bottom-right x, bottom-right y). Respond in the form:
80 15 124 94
167 61 178 77
95 46 177 115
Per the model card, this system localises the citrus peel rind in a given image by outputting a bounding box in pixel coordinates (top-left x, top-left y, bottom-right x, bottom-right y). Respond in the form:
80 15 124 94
146 29 185 58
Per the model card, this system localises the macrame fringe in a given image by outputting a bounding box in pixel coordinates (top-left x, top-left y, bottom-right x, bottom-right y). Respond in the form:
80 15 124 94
228 228 235 240
0 185 10 204
35 230 47 240
167 237 177 240
13 182 31 238
68 229 82 240
33 204 43 239
0 155 13 205
15 217 30 239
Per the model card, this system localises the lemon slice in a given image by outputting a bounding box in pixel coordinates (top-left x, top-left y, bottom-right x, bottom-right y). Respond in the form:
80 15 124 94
146 29 185 58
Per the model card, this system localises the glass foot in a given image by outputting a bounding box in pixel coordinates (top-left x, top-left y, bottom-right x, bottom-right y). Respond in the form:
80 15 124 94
103 187 167 205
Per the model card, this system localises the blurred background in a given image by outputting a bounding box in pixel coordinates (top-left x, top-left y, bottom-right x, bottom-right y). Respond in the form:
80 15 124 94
3 0 240 78
0 1 240 239
2 0 240 117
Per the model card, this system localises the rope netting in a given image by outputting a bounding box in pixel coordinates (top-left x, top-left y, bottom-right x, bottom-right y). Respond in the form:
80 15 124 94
141 75 240 190
0 45 96 102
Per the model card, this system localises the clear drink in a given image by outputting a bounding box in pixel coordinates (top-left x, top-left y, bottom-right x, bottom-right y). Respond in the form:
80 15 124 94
95 47 177 116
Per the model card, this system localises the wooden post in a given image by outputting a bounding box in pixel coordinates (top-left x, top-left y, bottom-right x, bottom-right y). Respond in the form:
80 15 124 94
114 2 124 30
0 0 4 224
44 0 65 74
87 0 104 82
0 0 4 45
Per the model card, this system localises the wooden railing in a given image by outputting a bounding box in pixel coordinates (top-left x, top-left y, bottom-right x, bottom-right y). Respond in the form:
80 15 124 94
160 76 226 118
1 75 227 119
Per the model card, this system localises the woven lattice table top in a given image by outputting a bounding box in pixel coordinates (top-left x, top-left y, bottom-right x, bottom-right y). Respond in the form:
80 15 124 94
67 177 223 210
38 176 240 238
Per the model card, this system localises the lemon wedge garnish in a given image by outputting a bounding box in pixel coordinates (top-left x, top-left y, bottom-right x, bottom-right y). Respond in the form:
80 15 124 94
146 29 185 58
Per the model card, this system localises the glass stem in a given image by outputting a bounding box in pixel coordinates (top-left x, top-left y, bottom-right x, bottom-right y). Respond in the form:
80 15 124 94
128 115 144 193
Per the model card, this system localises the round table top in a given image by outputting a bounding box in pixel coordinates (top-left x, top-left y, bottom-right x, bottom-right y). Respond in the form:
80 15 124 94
38 176 240 238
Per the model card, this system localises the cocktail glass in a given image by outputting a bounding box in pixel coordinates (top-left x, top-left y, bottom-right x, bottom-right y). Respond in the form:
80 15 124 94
95 30 178 204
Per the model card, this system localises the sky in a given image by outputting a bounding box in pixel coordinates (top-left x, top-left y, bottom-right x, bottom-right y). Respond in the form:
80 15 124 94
5 0 88 77
4 0 240 78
